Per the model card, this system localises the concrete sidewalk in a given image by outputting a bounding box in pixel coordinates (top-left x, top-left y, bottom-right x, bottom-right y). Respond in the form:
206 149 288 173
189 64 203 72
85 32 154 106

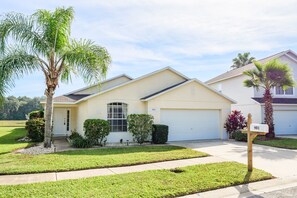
181 175 297 198
0 156 228 185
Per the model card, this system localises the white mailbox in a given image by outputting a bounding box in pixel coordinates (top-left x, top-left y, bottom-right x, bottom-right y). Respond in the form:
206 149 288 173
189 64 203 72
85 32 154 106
250 123 269 133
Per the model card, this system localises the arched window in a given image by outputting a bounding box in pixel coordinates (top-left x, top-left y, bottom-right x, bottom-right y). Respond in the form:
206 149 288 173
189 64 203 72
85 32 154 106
107 102 128 132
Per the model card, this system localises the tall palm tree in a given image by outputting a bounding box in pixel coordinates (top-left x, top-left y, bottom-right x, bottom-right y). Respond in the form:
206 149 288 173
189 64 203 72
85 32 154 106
0 7 111 147
231 52 255 69
243 59 295 138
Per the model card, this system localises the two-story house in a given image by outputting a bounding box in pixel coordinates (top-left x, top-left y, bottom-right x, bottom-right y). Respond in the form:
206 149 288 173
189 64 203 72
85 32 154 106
206 50 297 135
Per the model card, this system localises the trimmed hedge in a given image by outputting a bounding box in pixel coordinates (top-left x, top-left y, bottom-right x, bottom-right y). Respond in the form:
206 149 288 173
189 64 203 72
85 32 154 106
152 124 168 144
84 119 110 145
28 110 44 120
25 118 45 142
127 114 154 144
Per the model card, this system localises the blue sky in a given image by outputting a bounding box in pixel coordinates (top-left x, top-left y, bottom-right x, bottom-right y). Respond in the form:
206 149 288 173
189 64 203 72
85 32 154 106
2 0 297 97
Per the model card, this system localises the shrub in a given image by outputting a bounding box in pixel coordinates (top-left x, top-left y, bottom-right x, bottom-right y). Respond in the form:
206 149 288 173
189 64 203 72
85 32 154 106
127 114 154 144
233 130 247 142
28 110 44 120
70 135 93 148
152 124 168 144
25 118 45 142
224 110 247 138
69 130 81 140
84 119 110 145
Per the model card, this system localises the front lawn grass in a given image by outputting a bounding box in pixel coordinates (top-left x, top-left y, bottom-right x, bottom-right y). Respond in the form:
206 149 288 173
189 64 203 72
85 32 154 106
0 162 272 198
0 127 207 175
254 137 297 149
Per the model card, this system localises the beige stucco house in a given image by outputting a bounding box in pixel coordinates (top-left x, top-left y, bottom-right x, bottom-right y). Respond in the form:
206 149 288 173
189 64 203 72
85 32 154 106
44 67 234 143
206 50 297 135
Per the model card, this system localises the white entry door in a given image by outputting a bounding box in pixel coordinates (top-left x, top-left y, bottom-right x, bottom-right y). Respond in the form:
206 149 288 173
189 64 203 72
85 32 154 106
53 108 71 136
160 109 221 141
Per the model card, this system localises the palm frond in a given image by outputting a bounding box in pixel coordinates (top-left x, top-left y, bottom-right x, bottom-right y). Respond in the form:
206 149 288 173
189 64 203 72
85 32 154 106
0 46 40 100
62 39 111 84
0 12 48 56
34 7 74 52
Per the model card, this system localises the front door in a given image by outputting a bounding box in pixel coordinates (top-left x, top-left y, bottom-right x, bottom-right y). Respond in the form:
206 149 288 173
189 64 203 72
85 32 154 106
53 108 71 136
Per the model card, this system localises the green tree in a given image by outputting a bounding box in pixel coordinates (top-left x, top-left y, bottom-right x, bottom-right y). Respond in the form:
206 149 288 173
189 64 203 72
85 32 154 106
243 59 295 138
231 52 255 69
0 7 111 147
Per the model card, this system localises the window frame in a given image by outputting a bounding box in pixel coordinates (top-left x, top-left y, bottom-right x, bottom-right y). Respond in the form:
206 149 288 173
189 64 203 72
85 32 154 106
107 102 128 132
274 86 294 96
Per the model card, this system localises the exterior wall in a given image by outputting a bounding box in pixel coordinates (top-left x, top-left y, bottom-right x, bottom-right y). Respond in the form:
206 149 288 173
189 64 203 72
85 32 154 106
147 81 232 139
75 101 88 136
75 76 131 95
231 103 262 123
79 69 186 142
210 75 254 104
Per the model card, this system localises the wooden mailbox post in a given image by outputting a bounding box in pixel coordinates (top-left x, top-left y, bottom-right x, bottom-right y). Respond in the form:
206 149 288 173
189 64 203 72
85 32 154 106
242 113 268 172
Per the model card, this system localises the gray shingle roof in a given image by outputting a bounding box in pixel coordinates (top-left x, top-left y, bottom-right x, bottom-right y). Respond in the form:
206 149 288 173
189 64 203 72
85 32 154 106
53 94 90 103
206 51 289 85
252 97 297 104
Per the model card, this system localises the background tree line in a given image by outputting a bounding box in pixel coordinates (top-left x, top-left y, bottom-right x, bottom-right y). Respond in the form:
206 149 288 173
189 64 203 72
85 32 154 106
0 96 44 120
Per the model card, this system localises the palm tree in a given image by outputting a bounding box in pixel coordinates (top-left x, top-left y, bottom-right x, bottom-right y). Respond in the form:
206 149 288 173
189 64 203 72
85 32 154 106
0 7 111 147
243 59 295 138
231 52 255 69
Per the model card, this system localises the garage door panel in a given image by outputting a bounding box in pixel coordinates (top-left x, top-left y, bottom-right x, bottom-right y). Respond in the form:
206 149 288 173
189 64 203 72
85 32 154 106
160 109 220 141
274 111 297 135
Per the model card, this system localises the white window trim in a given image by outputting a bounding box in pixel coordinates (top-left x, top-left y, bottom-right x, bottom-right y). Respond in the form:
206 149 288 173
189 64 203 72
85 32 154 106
107 102 128 132
274 86 294 97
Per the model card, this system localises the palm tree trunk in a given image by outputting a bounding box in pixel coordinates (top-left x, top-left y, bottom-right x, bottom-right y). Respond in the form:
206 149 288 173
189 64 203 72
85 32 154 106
44 87 54 147
264 88 275 138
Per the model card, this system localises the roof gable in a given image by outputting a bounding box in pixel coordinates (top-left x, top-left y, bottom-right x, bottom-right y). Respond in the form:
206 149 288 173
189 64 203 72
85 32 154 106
206 50 297 85
141 78 236 103
74 67 190 103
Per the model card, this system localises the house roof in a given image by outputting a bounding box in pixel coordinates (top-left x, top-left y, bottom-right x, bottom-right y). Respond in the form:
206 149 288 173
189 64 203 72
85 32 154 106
52 94 90 103
252 97 297 104
206 50 297 85
140 80 188 100
64 74 133 95
74 67 190 104
141 78 236 103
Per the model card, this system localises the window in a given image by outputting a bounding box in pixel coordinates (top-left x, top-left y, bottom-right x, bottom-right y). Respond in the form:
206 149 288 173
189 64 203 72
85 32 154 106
107 103 128 132
275 86 293 95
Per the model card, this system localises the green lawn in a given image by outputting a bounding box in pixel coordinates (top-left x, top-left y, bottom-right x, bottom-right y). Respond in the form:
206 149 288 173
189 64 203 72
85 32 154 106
0 162 272 198
0 127 207 175
254 138 297 149
0 120 26 127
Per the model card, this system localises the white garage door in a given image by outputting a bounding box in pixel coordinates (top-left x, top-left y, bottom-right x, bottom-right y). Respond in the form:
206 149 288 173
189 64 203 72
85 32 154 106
160 109 221 141
274 111 297 135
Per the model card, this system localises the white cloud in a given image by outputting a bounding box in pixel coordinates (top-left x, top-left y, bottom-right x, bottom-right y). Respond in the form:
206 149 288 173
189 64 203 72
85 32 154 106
1 0 297 96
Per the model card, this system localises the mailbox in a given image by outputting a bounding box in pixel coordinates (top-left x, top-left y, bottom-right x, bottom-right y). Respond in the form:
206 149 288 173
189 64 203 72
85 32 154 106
250 123 269 133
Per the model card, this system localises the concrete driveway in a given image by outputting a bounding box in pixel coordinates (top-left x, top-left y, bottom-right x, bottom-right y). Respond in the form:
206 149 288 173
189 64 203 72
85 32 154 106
170 140 297 178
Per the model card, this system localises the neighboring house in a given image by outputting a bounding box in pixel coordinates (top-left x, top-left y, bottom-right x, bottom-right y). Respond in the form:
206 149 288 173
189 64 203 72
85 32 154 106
42 67 234 142
206 50 297 135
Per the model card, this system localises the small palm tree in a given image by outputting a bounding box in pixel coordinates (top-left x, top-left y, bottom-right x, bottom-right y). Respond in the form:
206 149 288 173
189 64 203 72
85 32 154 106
231 52 255 69
243 59 295 138
0 7 111 147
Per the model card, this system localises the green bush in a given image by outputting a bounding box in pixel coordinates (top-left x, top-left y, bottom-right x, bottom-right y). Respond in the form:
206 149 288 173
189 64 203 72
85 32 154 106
84 119 110 145
152 124 168 144
127 114 154 144
233 130 247 142
69 130 81 140
25 118 45 142
70 135 93 148
28 110 44 120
